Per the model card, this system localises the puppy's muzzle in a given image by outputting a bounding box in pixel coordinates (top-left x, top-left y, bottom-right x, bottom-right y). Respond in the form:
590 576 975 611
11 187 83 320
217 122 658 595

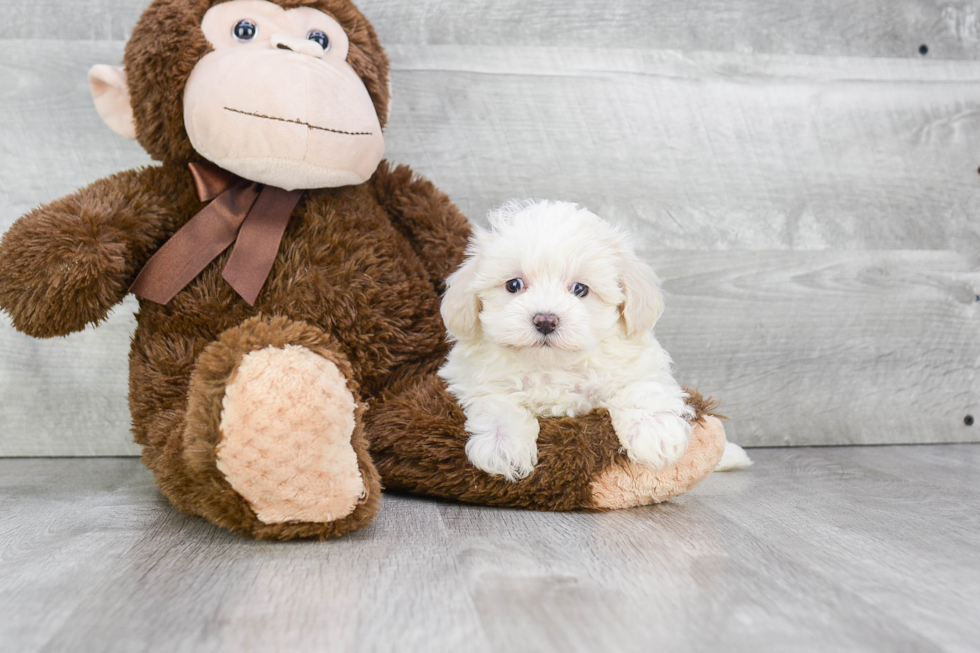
533 313 559 335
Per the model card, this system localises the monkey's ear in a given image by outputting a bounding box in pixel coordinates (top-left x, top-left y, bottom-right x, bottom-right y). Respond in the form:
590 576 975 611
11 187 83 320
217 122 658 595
441 255 482 341
88 65 137 140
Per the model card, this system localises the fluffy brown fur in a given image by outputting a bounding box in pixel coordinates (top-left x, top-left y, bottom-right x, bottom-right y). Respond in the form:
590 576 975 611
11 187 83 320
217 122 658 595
685 387 723 424
0 0 726 540
0 168 189 337
366 376 723 510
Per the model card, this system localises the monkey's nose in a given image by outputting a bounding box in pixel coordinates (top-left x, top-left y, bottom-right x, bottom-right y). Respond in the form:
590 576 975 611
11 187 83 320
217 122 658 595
533 314 559 335
270 34 325 58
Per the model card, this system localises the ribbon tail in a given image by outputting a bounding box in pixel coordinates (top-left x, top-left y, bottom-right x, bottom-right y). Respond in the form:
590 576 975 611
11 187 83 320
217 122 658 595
130 183 260 304
222 187 303 306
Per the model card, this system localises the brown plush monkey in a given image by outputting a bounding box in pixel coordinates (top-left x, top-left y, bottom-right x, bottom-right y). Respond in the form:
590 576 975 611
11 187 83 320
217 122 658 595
0 0 726 540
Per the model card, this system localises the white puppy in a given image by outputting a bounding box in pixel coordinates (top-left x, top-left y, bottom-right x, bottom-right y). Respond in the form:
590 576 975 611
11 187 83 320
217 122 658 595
438 200 699 481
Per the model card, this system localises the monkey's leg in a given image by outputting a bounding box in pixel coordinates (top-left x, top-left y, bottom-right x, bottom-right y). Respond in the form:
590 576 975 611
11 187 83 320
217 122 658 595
143 315 380 540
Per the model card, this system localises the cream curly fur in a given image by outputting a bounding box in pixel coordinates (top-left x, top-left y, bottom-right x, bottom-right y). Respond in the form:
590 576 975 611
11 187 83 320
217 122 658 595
439 201 696 481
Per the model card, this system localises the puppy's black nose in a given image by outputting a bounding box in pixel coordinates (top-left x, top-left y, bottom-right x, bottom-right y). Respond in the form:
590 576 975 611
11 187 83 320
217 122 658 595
533 313 559 335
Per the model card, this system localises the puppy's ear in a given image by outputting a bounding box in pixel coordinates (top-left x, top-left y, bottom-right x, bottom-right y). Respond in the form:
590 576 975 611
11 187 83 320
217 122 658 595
441 255 482 341
619 253 664 337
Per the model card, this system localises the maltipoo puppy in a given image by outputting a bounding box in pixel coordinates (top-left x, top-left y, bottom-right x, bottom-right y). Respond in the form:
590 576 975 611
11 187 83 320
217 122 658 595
439 200 701 481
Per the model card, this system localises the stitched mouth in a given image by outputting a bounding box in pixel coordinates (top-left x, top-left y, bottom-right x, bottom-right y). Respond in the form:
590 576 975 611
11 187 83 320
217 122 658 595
224 107 373 136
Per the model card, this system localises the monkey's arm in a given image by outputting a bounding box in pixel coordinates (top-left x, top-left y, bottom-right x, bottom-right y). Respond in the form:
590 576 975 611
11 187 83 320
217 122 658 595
0 166 184 337
371 160 472 294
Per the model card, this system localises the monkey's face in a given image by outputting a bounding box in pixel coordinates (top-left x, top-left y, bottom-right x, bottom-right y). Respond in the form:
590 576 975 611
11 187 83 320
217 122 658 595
182 0 385 189
90 0 389 189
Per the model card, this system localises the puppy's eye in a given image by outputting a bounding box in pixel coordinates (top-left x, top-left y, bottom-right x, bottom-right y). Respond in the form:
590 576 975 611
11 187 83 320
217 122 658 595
506 278 525 293
233 19 258 42
307 30 330 50
571 282 589 298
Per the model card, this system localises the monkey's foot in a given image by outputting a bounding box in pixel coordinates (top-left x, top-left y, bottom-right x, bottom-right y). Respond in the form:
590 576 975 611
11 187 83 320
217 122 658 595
216 345 366 524
590 416 727 509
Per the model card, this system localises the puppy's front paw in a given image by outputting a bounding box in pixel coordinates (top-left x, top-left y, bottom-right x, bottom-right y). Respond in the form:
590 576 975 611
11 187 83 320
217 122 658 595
611 409 692 470
464 415 539 482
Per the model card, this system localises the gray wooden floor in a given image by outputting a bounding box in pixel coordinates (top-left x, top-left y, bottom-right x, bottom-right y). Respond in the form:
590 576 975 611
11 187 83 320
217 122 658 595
1 447 978 653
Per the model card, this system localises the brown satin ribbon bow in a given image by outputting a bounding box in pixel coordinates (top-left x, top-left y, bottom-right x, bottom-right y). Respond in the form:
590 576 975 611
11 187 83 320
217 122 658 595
129 161 304 306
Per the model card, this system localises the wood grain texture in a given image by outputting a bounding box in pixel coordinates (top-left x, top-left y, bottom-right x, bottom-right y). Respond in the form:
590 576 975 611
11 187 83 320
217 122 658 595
0 303 139 456
1 450 978 652
654 249 980 447
384 46 980 252
0 42 152 230
2 0 979 60
2 250 976 454
5 44 980 251
3 29 980 452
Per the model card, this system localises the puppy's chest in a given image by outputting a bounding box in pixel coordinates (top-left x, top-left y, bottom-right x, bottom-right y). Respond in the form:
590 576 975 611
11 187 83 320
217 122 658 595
514 369 609 418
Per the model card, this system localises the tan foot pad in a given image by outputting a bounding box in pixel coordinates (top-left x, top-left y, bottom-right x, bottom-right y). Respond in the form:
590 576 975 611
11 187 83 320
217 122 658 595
590 416 727 509
216 345 365 524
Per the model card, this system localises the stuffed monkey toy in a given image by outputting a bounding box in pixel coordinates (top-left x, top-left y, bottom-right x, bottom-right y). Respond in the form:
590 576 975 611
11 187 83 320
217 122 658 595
0 0 727 540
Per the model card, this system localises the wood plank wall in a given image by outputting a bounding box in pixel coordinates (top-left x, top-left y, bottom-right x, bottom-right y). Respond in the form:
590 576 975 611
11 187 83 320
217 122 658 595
1 1 979 455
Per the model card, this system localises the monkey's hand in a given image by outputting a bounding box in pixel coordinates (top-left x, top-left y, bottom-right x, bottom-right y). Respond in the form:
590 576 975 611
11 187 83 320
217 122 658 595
0 168 177 337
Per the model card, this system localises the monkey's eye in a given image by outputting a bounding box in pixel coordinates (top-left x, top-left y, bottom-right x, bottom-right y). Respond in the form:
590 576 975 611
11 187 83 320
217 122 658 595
307 30 330 51
233 19 257 42
571 282 589 298
506 278 525 293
